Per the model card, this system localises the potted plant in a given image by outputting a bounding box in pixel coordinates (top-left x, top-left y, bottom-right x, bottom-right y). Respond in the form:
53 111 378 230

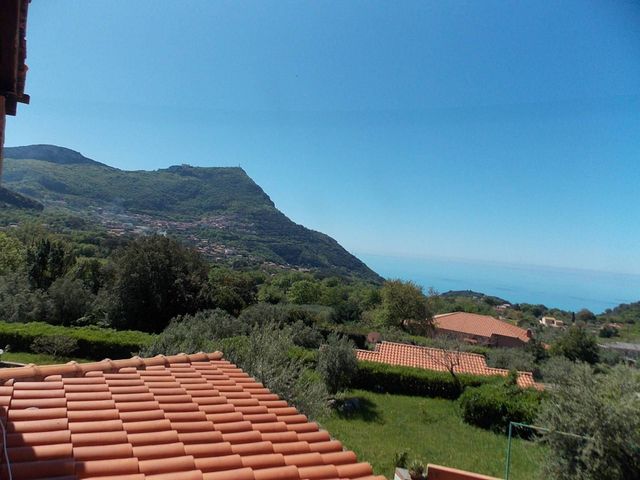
408 459 426 480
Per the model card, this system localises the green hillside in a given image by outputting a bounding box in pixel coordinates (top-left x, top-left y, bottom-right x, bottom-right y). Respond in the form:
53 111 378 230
2 144 381 282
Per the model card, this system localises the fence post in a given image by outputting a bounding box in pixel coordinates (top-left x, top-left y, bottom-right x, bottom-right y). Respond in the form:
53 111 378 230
504 421 513 480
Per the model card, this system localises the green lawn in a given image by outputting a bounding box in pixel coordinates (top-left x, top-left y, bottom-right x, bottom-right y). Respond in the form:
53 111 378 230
1 351 89 365
321 389 545 479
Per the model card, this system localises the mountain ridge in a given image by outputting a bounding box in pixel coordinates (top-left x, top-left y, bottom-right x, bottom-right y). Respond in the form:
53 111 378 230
5 144 110 167
2 144 382 282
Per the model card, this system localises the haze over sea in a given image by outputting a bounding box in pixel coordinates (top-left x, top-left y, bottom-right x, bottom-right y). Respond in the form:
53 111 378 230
359 254 640 314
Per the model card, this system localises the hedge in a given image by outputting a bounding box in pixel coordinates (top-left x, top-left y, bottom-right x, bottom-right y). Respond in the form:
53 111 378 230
458 382 544 434
353 360 501 399
288 346 319 368
0 321 155 360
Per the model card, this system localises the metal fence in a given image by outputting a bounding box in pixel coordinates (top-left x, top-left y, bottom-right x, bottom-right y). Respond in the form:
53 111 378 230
504 422 591 480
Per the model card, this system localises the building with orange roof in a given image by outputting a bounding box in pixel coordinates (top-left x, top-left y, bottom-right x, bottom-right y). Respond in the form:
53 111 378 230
434 312 532 348
356 341 538 389
0 351 385 480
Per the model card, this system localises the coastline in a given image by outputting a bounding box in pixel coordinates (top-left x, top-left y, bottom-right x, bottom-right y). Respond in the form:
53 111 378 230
359 253 640 313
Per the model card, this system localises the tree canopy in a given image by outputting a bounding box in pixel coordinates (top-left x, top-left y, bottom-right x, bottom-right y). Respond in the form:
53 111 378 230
538 364 640 480
379 279 430 330
110 236 210 332
550 326 600 364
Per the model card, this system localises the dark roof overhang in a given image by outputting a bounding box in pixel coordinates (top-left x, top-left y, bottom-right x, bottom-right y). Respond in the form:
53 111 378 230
0 0 30 116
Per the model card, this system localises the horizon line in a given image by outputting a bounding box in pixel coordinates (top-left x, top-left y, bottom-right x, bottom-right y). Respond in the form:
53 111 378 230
356 250 640 278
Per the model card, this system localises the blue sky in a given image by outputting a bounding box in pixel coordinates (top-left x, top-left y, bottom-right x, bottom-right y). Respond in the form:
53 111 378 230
6 0 640 274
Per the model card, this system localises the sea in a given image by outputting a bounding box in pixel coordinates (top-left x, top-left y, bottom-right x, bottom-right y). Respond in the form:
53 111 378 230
358 254 640 314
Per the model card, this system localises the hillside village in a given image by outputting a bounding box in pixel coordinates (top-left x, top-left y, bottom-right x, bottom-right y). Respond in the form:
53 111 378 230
91 207 248 259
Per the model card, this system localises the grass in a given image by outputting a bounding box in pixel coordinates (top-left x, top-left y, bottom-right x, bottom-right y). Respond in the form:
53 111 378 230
321 389 545 479
1 351 89 365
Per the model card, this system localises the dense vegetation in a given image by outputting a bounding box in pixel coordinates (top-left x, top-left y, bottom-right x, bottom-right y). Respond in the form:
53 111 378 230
2 144 381 281
0 189 638 479
537 363 640 480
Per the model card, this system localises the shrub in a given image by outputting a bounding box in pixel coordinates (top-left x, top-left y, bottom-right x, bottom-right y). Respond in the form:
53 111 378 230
353 361 497 399
458 379 543 434
288 346 318 368
550 326 600 364
316 334 357 395
598 325 619 338
291 320 323 348
393 451 409 469
238 303 332 327
142 309 246 356
408 459 426 480
222 322 328 419
486 347 540 379
31 335 78 358
0 321 153 359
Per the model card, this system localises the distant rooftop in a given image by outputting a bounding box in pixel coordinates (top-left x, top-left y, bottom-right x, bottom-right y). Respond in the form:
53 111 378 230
434 312 531 344
356 341 538 389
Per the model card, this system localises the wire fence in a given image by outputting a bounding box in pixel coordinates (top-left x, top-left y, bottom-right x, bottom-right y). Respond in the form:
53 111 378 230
504 422 591 480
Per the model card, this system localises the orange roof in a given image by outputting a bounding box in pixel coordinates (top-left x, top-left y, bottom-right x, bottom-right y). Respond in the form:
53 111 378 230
0 352 384 480
356 342 538 389
434 312 531 343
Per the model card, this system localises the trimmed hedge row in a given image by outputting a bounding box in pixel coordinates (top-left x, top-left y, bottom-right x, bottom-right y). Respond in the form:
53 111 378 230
459 382 544 434
0 322 155 360
353 360 501 399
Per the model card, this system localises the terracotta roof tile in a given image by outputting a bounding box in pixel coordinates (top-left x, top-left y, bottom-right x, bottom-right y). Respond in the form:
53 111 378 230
0 352 385 480
356 341 539 389
434 312 531 343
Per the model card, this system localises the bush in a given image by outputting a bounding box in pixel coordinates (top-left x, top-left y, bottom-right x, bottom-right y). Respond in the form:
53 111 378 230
221 322 328 419
238 302 332 327
291 320 323 348
317 334 357 395
550 326 600 364
31 335 78 358
0 321 154 359
598 325 619 338
288 346 319 368
353 361 498 399
458 379 543 434
486 347 540 379
318 324 368 348
393 451 409 469
142 309 247 356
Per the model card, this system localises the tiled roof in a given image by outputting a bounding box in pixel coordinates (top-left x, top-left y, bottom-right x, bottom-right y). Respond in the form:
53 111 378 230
434 312 531 343
356 342 538 389
0 352 385 480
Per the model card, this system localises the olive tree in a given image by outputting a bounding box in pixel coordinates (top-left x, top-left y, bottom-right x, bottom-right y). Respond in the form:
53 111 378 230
537 364 640 480
316 333 357 395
